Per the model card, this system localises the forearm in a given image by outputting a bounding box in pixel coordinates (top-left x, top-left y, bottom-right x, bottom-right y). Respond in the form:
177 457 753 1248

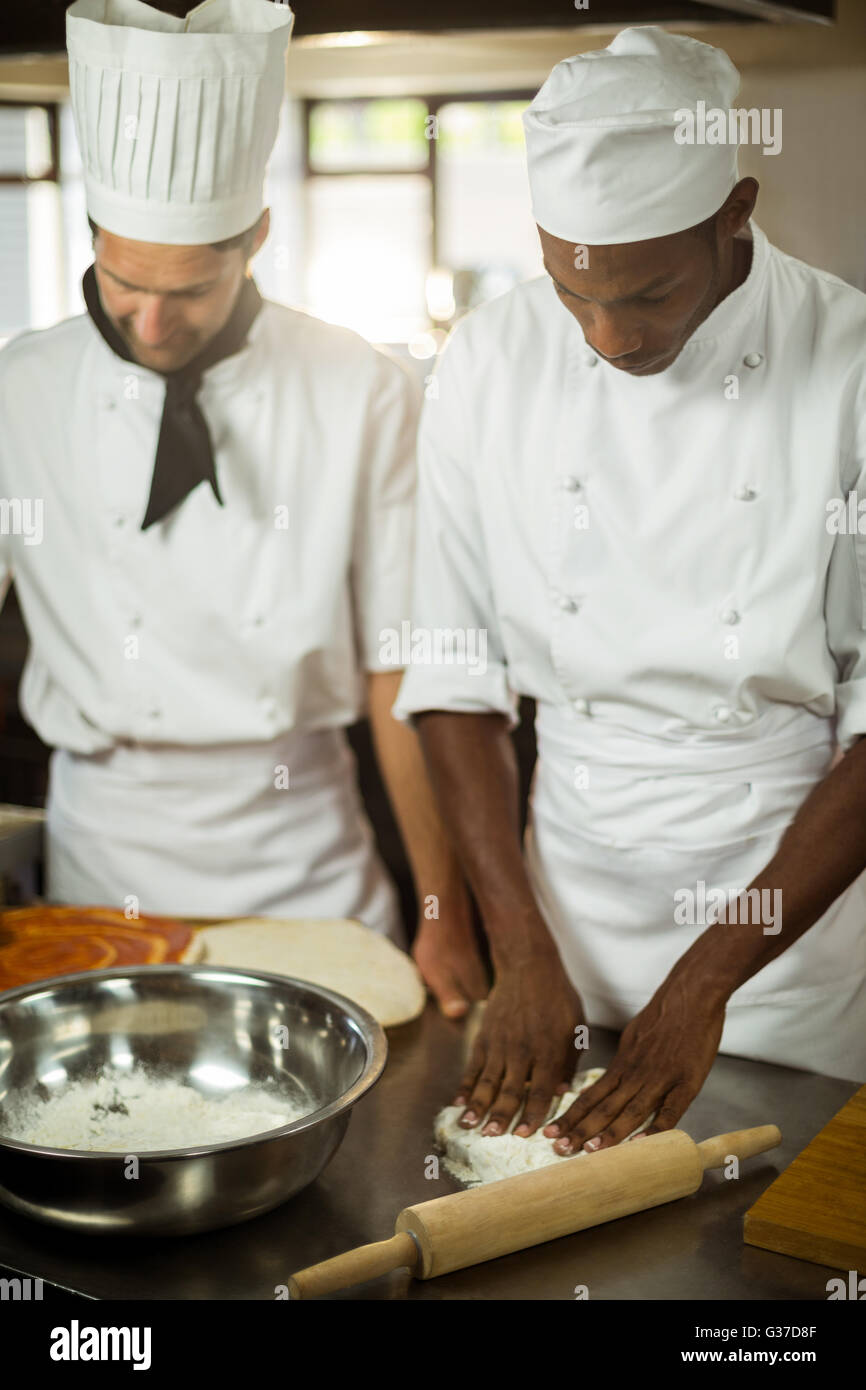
671 735 866 1002
366 673 468 909
414 709 559 968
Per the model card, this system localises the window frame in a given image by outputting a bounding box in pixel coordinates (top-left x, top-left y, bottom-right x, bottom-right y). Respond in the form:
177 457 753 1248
302 90 534 265
0 100 61 184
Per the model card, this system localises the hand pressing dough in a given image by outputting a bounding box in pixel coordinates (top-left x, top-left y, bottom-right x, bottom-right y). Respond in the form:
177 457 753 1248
193 917 426 1027
434 1068 653 1186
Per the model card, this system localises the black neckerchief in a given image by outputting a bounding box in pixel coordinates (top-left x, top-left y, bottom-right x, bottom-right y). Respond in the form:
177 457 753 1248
82 265 263 530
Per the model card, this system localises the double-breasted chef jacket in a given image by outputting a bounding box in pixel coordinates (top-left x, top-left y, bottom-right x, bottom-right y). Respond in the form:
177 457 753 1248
395 223 866 1081
0 295 419 938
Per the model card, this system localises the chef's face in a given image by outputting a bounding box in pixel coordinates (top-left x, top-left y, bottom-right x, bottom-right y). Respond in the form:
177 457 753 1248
92 216 268 372
538 188 753 376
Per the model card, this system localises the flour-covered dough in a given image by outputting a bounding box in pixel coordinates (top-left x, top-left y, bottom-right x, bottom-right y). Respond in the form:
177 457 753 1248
435 1068 653 1186
194 918 426 1027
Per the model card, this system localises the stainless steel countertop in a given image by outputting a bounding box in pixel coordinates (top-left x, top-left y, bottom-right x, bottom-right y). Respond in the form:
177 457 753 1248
0 1004 857 1300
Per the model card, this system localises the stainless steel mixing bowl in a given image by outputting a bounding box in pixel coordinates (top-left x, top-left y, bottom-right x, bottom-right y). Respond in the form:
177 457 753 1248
0 964 387 1236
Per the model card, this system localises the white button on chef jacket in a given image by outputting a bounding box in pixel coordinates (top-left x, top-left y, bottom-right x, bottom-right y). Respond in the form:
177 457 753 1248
394 223 866 1081
0 302 419 930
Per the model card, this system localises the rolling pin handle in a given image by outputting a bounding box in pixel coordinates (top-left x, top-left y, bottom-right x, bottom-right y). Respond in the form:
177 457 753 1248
288 1231 420 1300
697 1124 782 1171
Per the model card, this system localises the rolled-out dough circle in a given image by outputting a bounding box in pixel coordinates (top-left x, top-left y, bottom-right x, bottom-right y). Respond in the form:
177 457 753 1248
193 917 426 1027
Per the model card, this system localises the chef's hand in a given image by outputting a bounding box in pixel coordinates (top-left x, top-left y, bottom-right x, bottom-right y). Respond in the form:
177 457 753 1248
544 975 726 1154
453 959 584 1137
412 905 489 1020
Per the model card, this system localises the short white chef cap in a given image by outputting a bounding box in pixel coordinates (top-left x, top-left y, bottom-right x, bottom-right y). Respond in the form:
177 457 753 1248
523 26 740 245
66 0 294 245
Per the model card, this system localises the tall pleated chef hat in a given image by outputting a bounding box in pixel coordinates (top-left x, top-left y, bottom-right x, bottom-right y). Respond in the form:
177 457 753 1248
66 0 294 245
523 26 740 245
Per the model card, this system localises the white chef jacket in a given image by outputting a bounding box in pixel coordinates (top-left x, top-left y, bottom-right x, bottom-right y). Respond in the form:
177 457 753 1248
0 297 419 932
395 223 866 1080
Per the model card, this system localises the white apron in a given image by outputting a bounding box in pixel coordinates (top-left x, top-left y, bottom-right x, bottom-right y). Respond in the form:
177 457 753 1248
45 729 403 944
524 699 866 1083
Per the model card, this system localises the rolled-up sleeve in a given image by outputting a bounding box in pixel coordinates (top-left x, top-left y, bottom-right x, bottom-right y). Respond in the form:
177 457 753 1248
351 353 421 674
392 326 519 728
826 378 866 752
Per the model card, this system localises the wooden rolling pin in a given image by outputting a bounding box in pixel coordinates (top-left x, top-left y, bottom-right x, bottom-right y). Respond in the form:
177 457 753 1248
288 1124 780 1298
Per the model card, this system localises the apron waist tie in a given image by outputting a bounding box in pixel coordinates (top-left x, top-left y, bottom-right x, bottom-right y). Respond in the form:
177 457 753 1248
56 726 351 786
534 701 834 778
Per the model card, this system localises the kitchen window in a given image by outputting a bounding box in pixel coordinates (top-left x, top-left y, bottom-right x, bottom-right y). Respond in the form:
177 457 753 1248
0 102 63 341
294 94 543 347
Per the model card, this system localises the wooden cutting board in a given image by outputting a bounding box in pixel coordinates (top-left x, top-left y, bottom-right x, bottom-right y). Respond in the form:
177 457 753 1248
743 1085 866 1271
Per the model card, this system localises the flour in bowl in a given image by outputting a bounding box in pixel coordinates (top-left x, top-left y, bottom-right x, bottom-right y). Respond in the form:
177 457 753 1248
0 1067 313 1152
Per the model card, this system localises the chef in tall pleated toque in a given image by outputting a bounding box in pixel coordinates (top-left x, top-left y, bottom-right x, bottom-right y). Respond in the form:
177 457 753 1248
0 0 485 1017
395 25 866 1140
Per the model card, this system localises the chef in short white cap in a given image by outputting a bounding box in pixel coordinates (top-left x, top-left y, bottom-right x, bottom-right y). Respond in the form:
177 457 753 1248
0 0 486 1017
395 26 866 1145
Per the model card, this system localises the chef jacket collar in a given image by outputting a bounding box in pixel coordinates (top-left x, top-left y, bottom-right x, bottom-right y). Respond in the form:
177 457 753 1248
686 220 767 345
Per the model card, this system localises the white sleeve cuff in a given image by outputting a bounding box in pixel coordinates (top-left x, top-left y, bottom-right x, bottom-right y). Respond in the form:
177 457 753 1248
392 660 519 730
835 675 866 752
